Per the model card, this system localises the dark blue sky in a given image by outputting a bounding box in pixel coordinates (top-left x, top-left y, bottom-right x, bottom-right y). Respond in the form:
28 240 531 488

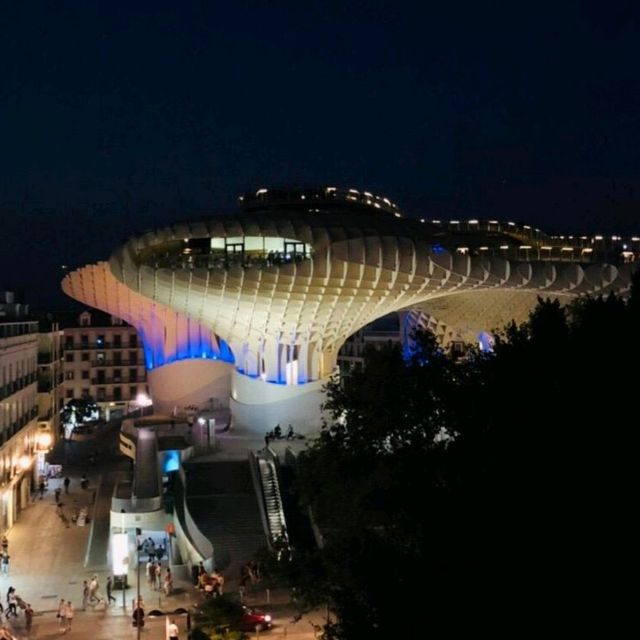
2 1 640 306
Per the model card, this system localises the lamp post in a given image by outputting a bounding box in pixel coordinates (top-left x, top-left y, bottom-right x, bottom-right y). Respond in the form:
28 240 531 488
135 527 142 640
122 558 127 611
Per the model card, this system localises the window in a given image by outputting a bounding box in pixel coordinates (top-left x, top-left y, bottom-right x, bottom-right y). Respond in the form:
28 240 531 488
129 368 137 382
113 352 122 365
97 371 105 384
65 371 74 380
113 369 122 382
96 388 106 401
66 390 73 398
65 352 74 362
113 335 122 348
96 334 105 347
113 386 122 401
81 352 89 362
80 334 89 347
129 334 137 348
65 336 74 348
129 351 138 365
96 352 105 364
81 371 89 380
129 385 137 398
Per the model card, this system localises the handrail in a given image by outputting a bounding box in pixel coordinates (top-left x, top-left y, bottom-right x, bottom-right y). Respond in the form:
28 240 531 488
248 449 274 548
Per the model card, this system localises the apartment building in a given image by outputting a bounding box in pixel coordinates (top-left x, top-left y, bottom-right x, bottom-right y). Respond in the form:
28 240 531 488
36 317 64 443
0 292 41 531
62 310 148 420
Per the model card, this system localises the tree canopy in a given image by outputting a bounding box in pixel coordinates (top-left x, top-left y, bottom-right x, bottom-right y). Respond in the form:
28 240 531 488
274 274 639 638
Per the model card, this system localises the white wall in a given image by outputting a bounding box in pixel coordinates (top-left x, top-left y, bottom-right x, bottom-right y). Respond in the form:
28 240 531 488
147 359 233 414
229 370 328 436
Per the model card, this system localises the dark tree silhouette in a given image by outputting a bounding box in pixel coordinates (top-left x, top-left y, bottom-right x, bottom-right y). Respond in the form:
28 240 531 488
269 284 639 638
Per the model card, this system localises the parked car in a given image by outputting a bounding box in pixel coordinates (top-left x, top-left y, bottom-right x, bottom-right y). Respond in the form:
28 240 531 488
239 606 272 632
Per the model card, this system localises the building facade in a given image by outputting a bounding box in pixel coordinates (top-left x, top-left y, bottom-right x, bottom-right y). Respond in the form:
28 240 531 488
0 292 42 532
62 310 149 420
36 319 64 444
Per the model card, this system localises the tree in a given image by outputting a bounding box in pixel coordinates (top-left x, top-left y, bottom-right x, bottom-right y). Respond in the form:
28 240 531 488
60 392 100 439
191 595 246 639
280 288 639 638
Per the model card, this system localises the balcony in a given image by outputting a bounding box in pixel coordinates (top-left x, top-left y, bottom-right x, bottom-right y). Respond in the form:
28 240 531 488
0 321 39 340
65 342 138 350
91 376 141 385
0 372 38 401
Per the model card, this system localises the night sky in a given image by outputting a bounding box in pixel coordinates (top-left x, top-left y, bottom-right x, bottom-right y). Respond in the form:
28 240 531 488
2 1 640 307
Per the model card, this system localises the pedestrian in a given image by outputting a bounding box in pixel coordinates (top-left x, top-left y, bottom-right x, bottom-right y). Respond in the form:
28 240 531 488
24 603 33 635
240 563 250 589
168 618 179 640
54 488 62 504
64 601 74 632
0 553 8 575
146 561 155 588
154 563 162 591
0 626 14 640
132 604 145 628
82 580 89 610
163 568 173 596
106 577 116 605
63 476 70 494
88 576 99 603
56 598 66 631
80 475 88 490
0 537 7 554
38 479 46 499
6 589 17 619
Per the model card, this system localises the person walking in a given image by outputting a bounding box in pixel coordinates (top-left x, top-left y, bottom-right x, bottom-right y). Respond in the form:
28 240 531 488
89 575 104 604
168 618 179 640
81 580 89 611
6 589 17 619
24 603 33 635
38 479 46 499
56 598 66 631
64 601 74 632
0 553 8 575
63 476 70 494
146 560 155 588
163 568 173 596
54 488 62 504
106 577 116 605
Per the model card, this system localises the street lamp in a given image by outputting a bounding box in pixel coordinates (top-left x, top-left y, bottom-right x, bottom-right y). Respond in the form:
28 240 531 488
135 527 143 639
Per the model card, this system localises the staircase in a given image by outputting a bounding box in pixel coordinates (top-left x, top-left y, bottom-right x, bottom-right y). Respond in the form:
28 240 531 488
183 460 267 582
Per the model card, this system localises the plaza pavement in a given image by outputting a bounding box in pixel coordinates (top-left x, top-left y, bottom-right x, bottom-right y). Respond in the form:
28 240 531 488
1 426 320 639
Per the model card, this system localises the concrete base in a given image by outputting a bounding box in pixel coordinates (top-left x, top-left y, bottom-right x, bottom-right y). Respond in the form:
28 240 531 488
148 359 233 414
230 370 329 436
